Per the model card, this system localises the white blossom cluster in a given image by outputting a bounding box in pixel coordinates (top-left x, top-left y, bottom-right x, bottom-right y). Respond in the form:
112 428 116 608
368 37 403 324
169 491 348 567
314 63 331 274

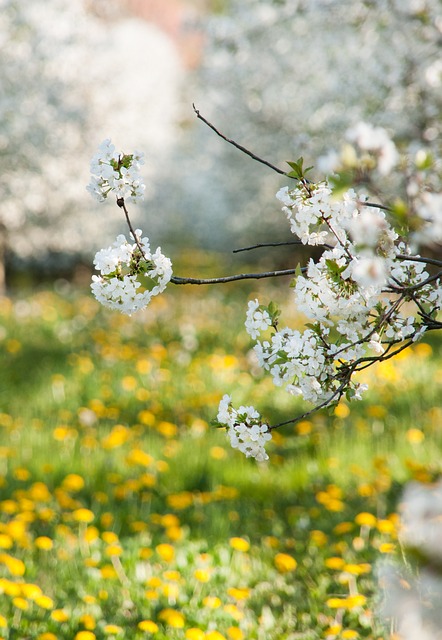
217 394 272 462
217 178 441 439
87 139 145 204
91 230 172 314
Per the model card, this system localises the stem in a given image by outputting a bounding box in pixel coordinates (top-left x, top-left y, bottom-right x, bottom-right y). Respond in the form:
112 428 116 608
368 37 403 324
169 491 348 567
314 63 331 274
117 197 146 258
171 267 305 286
193 103 292 178
269 375 352 430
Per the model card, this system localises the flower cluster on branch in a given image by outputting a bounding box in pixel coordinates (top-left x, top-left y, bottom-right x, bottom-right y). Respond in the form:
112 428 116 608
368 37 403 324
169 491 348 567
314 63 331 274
87 119 441 463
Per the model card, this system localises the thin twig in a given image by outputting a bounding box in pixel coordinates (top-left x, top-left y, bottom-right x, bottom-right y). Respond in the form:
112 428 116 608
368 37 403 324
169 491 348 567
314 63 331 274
269 376 352 430
171 267 305 286
233 240 333 253
396 254 442 268
233 241 303 253
193 103 291 178
117 197 146 258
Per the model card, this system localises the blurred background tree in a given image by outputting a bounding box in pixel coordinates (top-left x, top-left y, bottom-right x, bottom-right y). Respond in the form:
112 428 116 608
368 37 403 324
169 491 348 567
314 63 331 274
161 0 441 251
1 0 441 288
0 0 184 289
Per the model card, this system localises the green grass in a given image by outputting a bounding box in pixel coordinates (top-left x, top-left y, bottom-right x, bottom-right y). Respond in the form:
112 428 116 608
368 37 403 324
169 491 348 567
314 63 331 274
0 277 441 640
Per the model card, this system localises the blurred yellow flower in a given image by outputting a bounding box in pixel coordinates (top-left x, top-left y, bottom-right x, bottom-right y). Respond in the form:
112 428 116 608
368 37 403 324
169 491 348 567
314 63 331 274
80 614 96 629
158 608 185 628
355 512 376 528
156 543 175 562
227 587 250 601
0 534 13 549
166 492 193 510
102 425 129 450
194 568 211 583
51 609 69 622
138 620 159 633
227 628 243 640
274 553 297 573
229 537 250 552
203 596 222 609
35 536 53 551
75 633 96 640
341 630 359 639
325 557 345 570
62 474 85 492
185 629 205 640
72 508 94 524
34 595 54 609
379 542 396 554
38 634 57 640
104 625 123 634
12 597 28 610
206 632 226 640
406 428 425 444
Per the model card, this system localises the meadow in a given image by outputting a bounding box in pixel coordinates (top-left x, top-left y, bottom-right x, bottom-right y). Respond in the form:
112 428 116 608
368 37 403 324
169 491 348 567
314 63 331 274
0 262 441 640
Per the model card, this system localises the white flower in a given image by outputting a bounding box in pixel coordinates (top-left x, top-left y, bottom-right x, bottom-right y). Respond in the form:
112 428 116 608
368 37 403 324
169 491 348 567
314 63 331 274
91 230 172 314
245 299 272 339
87 139 146 204
216 397 272 462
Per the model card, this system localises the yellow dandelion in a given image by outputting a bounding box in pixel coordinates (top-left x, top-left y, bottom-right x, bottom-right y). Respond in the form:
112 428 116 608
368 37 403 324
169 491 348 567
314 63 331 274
185 629 205 640
345 594 367 609
38 634 57 640
35 536 53 551
51 609 69 622
227 587 250 601
156 543 175 562
79 614 96 629
203 596 222 609
223 604 244 621
227 628 244 640
62 474 85 492
325 557 345 570
205 632 226 640
104 625 123 635
0 615 6 628
4 556 25 576
75 633 96 640
166 492 193 510
341 631 359 639
229 537 250 552
406 428 425 444
34 594 55 610
355 512 377 528
274 553 297 573
138 620 159 633
194 568 211 583
0 534 13 549
334 403 350 418
100 565 117 579
310 530 328 546
12 597 28 610
158 608 185 628
379 542 396 554
210 446 227 460
72 508 94 524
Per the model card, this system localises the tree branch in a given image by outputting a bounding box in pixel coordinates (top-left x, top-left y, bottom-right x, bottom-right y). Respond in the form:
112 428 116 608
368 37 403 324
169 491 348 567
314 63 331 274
171 267 305 286
193 103 292 178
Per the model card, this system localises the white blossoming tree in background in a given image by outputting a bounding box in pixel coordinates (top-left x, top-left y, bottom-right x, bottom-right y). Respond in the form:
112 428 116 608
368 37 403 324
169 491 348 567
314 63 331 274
0 0 182 288
159 0 441 249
